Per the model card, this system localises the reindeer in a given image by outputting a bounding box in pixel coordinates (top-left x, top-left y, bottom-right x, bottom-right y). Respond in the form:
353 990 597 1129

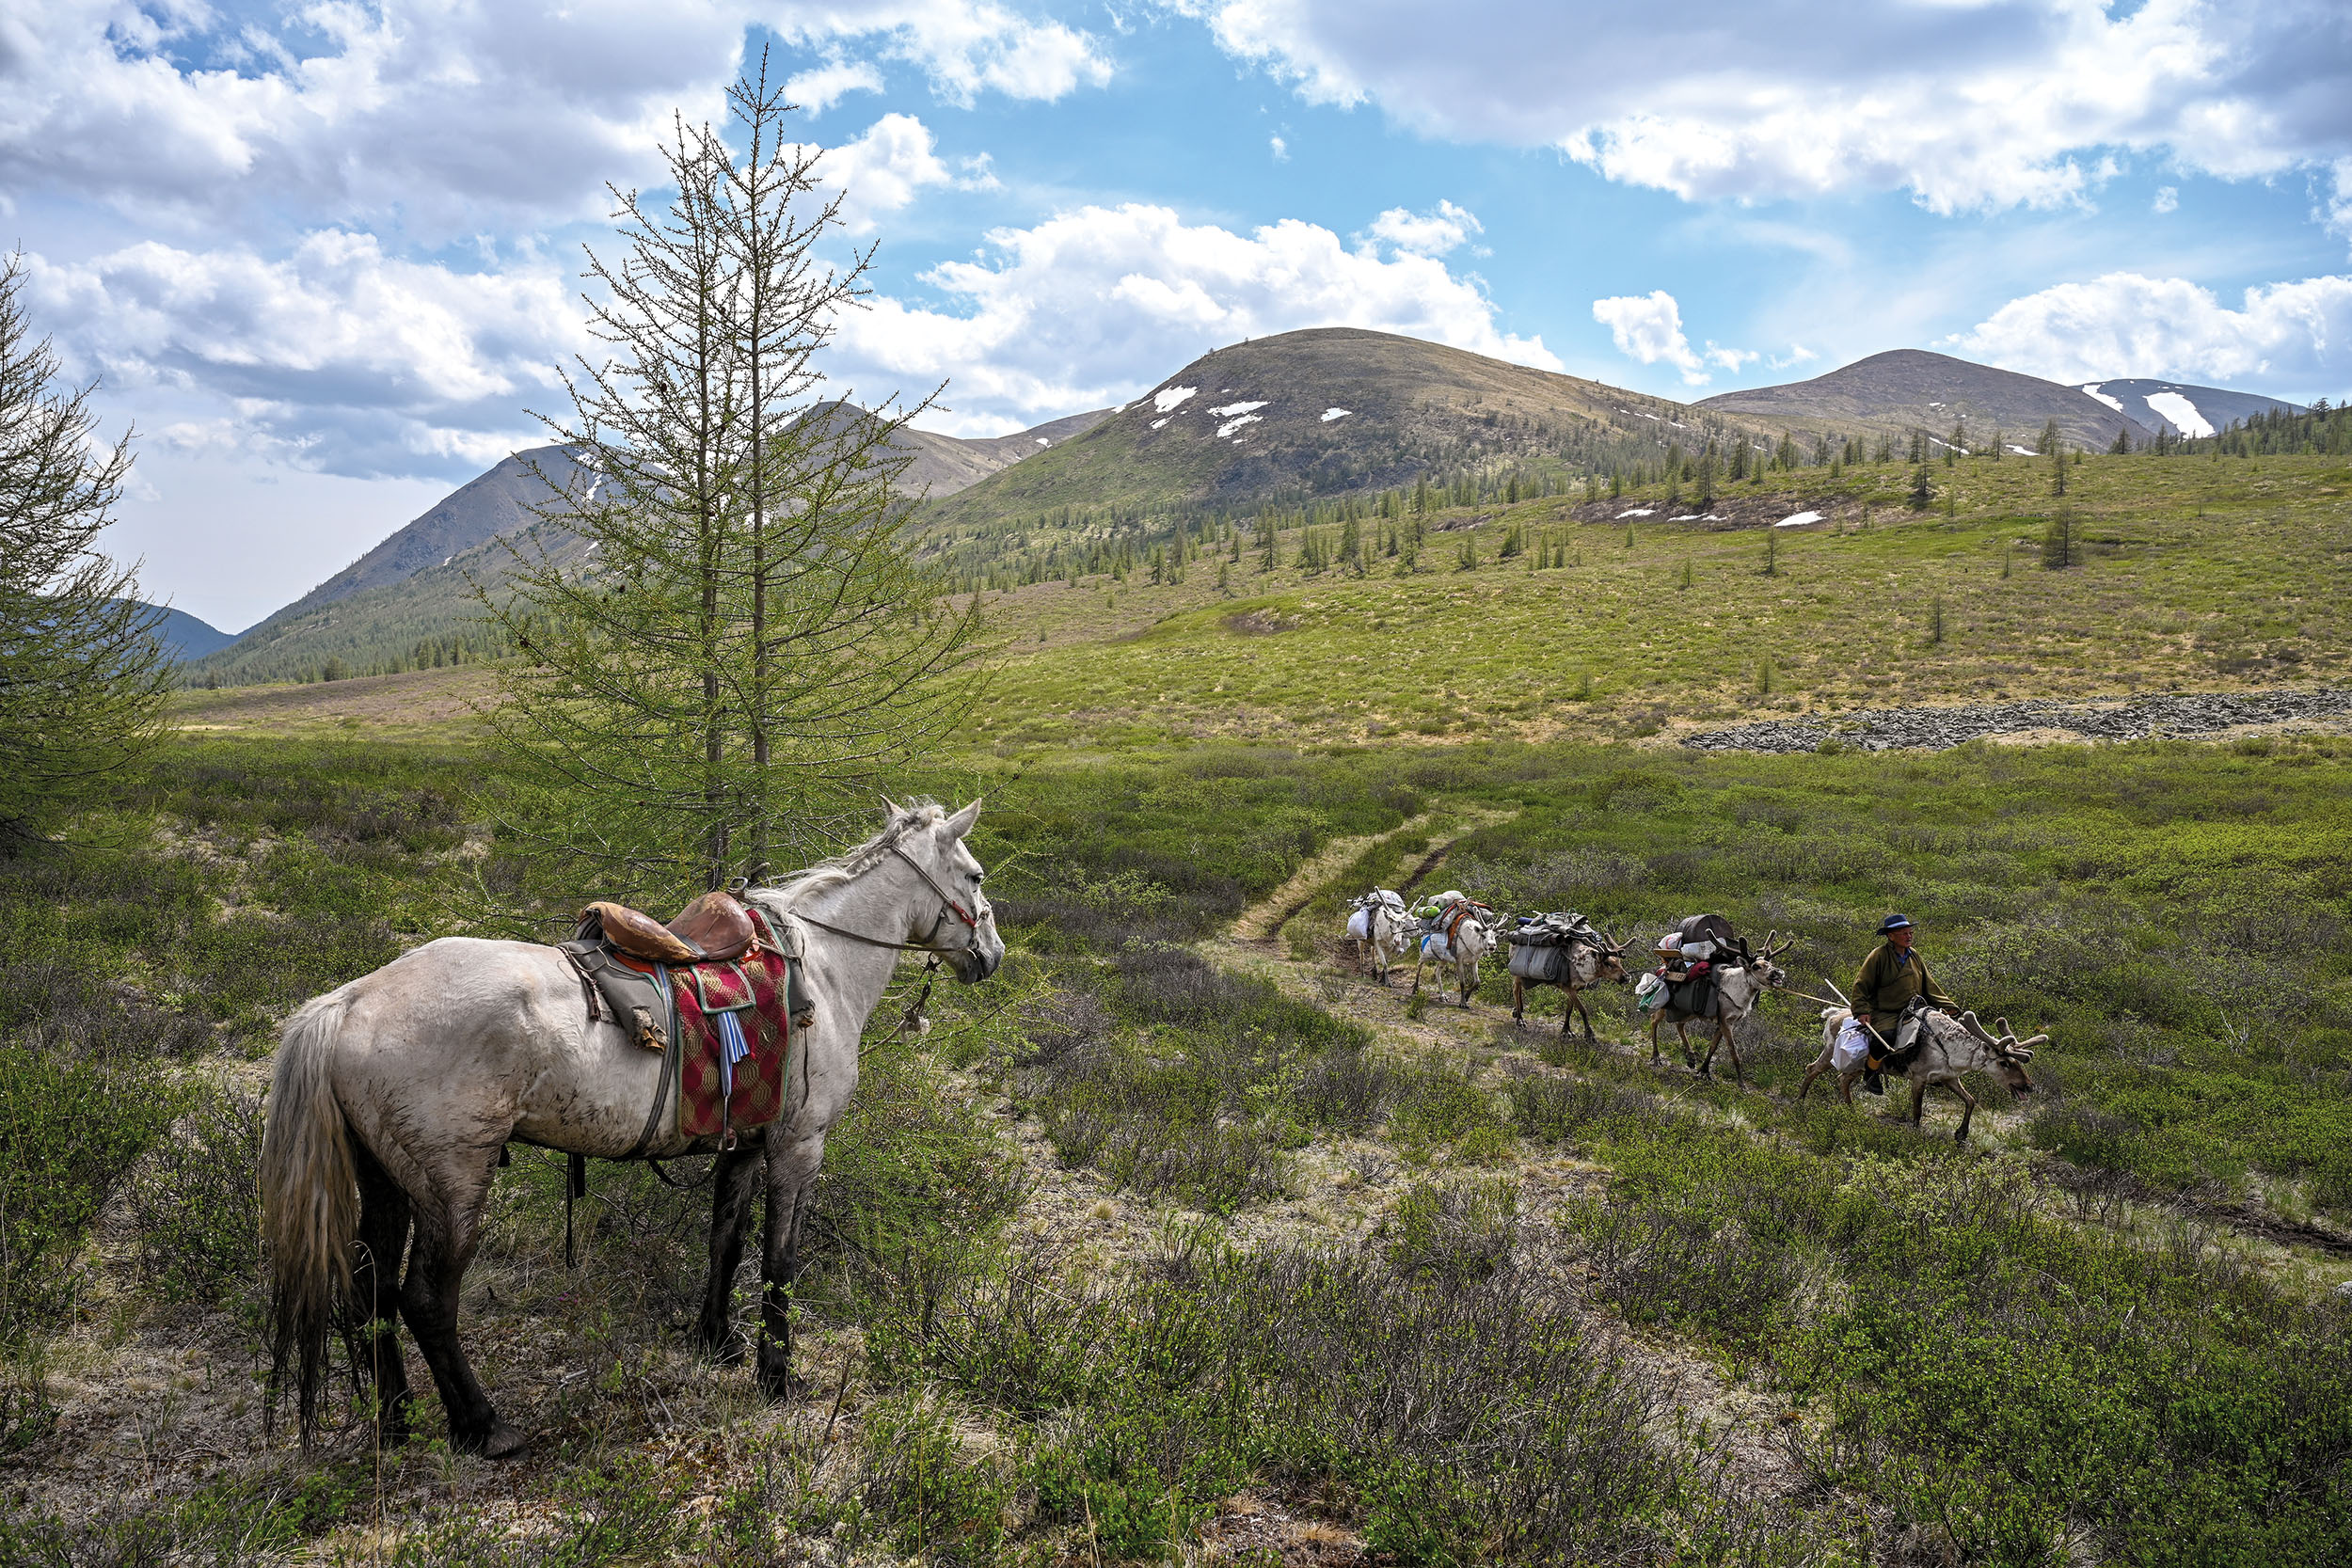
1646 930 1791 1085
1347 890 1415 986
1410 900 1502 1007
1510 927 1632 1039
1799 1007 2042 1143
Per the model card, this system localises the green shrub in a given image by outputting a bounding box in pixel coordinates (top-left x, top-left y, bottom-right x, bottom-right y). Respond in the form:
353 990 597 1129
131 1085 264 1316
0 1040 183 1350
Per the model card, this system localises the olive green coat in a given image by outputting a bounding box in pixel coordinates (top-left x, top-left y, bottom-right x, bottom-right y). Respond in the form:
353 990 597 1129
1851 940 1955 1031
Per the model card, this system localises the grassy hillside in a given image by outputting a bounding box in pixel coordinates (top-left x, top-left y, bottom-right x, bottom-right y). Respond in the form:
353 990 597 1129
910 327 1766 556
950 449 2352 748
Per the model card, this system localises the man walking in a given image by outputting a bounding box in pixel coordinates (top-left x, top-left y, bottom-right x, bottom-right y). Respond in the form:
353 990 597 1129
1851 913 1956 1094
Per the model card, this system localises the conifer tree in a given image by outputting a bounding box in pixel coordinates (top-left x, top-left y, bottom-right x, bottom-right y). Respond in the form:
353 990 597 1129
481 59 980 899
0 256 169 845
1908 466 1935 512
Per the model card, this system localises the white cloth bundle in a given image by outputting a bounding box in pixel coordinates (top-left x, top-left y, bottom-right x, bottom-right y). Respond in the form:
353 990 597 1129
1833 1019 1870 1072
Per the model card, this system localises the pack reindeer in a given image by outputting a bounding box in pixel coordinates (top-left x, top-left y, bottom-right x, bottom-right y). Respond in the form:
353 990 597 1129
1647 930 1792 1084
1800 1007 2044 1143
1411 901 1502 1007
1347 890 1415 986
1510 927 1632 1039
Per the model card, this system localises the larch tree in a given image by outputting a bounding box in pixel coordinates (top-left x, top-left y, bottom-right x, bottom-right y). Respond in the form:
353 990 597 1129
0 256 169 847
481 60 984 903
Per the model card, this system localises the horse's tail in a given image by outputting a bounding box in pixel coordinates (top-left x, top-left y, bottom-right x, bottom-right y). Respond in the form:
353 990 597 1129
262 989 360 1447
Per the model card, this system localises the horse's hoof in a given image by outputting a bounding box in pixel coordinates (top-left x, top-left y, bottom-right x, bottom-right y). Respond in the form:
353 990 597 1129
453 1418 529 1459
758 1368 813 1402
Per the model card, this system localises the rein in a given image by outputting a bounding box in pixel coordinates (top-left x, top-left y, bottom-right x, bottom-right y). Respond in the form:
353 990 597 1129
777 838 986 1039
783 842 983 958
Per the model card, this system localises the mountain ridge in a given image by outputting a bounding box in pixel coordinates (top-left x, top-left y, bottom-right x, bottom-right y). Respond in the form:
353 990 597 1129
1696 349 2154 452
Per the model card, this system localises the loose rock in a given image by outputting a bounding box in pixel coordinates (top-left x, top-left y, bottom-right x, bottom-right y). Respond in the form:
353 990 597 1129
1684 688 2352 754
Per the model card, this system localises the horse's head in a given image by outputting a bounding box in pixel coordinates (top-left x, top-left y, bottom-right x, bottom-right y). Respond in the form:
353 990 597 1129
883 797 1004 982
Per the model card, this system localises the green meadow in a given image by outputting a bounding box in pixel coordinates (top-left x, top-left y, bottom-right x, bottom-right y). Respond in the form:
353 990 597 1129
959 451 2352 746
5 451 2351 1563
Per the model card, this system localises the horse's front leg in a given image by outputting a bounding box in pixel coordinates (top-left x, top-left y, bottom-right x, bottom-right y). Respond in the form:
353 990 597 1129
1723 1018 1745 1087
1909 1077 1930 1127
755 1131 828 1401
697 1140 770 1360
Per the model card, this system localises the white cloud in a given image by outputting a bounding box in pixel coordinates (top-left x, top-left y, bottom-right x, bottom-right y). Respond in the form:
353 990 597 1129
1366 199 1482 257
1591 290 1747 385
0 1 1107 236
1180 0 2352 218
1948 271 2352 389
25 231 577 477
787 57 886 114
1270 135 1290 161
2324 159 2352 242
813 114 955 232
835 201 1560 430
2153 185 2180 214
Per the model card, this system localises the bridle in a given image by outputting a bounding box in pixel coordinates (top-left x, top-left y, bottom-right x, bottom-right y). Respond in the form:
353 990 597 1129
785 837 989 961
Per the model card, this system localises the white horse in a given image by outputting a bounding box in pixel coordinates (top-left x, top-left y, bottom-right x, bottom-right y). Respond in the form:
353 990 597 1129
1410 902 1502 1007
1645 931 1790 1084
1347 890 1414 985
261 800 1002 1457
1799 1007 2043 1142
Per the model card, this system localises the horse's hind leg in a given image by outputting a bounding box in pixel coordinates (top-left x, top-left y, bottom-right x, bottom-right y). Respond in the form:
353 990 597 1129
354 1145 414 1443
697 1141 769 1360
398 1147 521 1457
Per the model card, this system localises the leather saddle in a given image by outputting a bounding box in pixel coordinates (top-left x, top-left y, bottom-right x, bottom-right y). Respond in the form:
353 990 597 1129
580 892 756 964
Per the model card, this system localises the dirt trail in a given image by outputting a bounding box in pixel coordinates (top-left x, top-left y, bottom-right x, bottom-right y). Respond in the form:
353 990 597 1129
1207 807 1809 1508
1228 814 1433 943
1228 807 1511 945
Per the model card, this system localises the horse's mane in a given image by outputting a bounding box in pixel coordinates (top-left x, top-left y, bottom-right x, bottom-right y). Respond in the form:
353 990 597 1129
760 800 946 909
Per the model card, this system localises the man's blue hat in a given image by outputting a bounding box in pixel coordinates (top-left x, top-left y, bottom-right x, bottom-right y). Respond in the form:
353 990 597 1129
1878 913 1914 934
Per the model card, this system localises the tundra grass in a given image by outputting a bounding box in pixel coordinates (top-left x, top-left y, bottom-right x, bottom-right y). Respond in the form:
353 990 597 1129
982 732 2352 1220
961 452 2352 746
10 726 2352 1562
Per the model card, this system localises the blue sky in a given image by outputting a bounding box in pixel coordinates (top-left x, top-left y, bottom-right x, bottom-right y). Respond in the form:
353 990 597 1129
7 0 2350 629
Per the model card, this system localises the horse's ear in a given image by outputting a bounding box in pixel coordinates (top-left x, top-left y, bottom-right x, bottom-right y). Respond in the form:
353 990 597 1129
881 795 905 822
945 799 982 839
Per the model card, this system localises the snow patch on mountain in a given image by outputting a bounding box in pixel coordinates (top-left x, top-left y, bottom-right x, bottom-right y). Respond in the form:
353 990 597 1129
1208 400 1268 418
2079 384 2125 413
1152 387 1198 414
1321 407 1350 422
2142 391 2215 438
1216 413 1263 438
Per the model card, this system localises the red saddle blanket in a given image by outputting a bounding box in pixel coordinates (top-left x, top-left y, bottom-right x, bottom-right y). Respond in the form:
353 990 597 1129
671 950 793 1140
